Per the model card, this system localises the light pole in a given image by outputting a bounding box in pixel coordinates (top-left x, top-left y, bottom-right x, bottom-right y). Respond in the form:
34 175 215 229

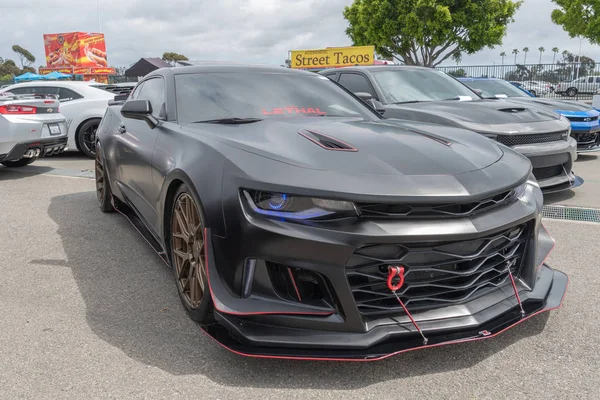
97 0 102 32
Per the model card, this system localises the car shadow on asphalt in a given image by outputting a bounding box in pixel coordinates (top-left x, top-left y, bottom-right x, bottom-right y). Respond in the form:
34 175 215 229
49 191 552 389
0 165 53 181
574 154 598 163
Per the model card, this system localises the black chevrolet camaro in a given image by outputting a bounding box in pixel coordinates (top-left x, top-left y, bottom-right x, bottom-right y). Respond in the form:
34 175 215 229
95 64 567 361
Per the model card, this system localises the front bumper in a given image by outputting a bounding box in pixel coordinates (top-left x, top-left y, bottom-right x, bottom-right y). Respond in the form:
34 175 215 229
513 137 581 193
200 184 567 360
571 128 600 153
203 265 567 360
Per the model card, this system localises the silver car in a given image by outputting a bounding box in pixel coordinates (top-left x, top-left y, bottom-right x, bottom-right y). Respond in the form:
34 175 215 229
0 93 68 167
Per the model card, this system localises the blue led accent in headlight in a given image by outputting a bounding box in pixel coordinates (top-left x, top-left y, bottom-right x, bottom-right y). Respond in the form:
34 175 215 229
268 193 289 210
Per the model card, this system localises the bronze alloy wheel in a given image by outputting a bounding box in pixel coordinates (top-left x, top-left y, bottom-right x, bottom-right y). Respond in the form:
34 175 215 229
95 146 113 213
171 192 207 310
95 150 105 204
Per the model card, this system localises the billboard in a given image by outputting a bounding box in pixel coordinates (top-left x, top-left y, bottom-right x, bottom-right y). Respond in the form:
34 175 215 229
290 46 375 69
43 32 108 68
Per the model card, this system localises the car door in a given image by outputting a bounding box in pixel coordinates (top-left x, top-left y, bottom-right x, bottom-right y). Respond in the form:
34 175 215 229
113 76 166 233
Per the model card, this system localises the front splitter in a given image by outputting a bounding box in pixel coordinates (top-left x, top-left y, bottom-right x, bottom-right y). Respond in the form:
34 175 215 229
200 269 568 361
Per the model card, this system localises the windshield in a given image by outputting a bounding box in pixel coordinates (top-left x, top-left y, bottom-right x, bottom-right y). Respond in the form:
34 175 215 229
174 72 380 124
371 69 479 103
461 79 530 98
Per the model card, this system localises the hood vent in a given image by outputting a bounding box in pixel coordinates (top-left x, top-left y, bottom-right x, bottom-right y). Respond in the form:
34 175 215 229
498 107 527 113
298 129 358 152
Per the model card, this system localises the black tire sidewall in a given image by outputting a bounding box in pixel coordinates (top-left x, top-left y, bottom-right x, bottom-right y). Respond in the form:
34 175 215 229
567 88 577 97
168 184 213 323
77 119 101 159
1 157 37 167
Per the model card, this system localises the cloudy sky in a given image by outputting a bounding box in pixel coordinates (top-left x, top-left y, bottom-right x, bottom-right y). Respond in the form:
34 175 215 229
0 0 596 69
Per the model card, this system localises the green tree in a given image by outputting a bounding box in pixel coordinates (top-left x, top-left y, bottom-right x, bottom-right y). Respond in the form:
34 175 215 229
0 59 21 77
162 52 189 66
538 46 545 63
343 0 522 67
512 48 519 64
552 47 560 63
551 0 600 43
11 45 35 68
522 47 529 64
447 68 467 77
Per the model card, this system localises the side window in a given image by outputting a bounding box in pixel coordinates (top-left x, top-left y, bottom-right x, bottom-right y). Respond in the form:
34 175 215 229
595 77 600 83
322 73 337 81
338 73 376 98
588 77 594 83
7 86 38 95
129 82 145 100
57 88 83 102
136 78 165 117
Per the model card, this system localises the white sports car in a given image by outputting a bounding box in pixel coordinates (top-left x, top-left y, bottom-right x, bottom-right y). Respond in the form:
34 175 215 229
0 81 115 158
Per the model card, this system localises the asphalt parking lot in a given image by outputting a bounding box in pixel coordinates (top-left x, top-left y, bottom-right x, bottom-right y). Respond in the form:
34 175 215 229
1 152 599 399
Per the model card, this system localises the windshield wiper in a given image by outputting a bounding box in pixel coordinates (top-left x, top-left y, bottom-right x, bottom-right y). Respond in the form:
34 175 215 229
192 117 263 124
391 100 421 104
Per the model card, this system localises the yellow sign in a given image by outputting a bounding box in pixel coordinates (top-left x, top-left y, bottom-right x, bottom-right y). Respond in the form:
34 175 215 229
290 46 375 69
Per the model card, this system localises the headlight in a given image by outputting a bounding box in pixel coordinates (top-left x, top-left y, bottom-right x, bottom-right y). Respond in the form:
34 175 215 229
514 173 541 204
242 190 357 220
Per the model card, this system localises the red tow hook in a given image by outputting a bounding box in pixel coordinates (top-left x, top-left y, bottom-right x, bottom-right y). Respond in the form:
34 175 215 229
387 266 428 345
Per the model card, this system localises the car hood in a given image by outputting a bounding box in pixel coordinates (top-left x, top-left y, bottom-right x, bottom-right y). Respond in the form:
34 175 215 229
503 97 597 113
383 99 571 134
182 117 504 177
386 99 560 124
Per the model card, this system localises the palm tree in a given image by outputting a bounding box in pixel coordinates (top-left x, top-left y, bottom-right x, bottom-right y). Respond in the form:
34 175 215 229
523 47 529 64
512 48 519 64
500 51 506 65
552 47 559 63
538 47 545 64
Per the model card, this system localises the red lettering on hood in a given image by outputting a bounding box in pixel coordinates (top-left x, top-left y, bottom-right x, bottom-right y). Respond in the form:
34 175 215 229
262 106 327 115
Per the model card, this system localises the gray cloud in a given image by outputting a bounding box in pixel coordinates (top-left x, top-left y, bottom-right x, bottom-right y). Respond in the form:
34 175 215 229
0 0 595 70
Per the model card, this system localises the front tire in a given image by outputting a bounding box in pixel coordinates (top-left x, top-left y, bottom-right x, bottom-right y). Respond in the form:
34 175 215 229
77 119 101 159
169 185 213 323
95 145 113 213
1 157 37 168
566 87 578 97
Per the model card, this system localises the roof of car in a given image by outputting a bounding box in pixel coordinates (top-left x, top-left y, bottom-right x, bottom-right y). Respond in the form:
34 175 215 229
7 80 99 88
457 77 501 81
149 63 313 77
320 65 433 74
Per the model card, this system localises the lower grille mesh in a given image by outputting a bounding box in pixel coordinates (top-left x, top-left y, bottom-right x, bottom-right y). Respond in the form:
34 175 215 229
346 224 528 316
497 131 566 146
533 165 564 181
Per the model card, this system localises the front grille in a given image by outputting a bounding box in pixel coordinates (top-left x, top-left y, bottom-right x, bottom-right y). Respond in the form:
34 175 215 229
532 165 564 181
573 131 599 144
496 131 567 147
566 115 599 122
346 224 529 317
356 189 514 219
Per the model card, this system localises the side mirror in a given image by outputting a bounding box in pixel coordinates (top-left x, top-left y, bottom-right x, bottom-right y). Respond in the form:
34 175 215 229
121 99 158 128
472 89 483 96
354 92 373 101
366 99 386 115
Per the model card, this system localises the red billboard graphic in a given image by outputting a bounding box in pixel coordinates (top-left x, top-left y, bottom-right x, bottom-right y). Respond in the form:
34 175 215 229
43 32 109 68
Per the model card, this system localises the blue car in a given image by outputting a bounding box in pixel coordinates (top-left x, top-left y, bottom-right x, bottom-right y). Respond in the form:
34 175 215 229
458 77 600 153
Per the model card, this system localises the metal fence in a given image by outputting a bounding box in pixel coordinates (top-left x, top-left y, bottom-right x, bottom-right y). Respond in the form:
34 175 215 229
437 62 600 101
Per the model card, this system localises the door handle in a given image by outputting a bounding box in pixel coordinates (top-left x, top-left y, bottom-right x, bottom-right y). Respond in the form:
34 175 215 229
117 124 126 134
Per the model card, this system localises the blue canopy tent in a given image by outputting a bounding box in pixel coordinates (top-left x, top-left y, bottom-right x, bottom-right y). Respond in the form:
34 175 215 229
42 71 72 80
14 72 43 83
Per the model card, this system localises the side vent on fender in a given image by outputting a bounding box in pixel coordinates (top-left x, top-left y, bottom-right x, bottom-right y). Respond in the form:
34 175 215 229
298 129 358 152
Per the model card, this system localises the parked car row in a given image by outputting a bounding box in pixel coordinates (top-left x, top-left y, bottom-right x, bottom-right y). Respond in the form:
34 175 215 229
0 81 137 159
320 66 589 193
90 63 568 361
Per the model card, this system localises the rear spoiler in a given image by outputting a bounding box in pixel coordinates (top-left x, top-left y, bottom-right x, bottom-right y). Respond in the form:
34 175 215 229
0 93 59 101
